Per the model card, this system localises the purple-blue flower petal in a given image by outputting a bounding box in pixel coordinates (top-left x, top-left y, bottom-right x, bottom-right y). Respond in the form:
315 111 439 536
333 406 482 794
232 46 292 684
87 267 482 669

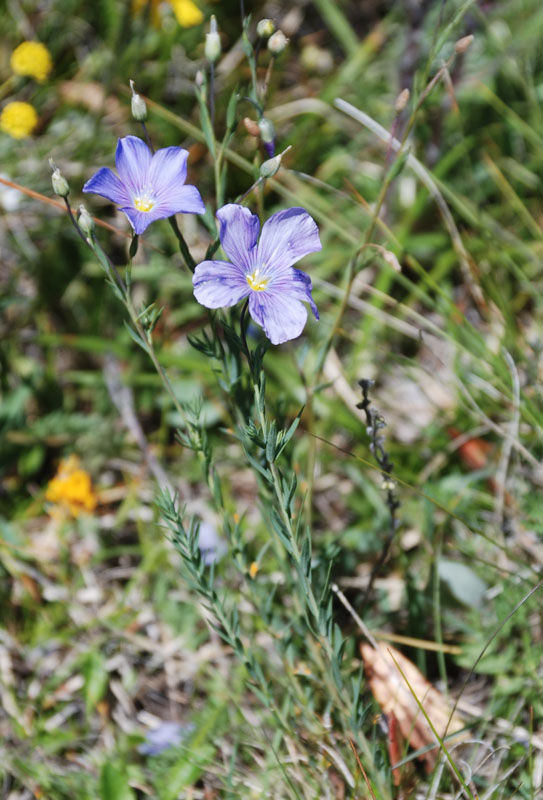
270 268 319 319
155 184 205 217
193 260 250 308
138 722 193 756
121 203 180 234
148 146 188 191
258 207 322 271
115 136 152 194
249 291 308 345
82 167 130 206
216 204 260 270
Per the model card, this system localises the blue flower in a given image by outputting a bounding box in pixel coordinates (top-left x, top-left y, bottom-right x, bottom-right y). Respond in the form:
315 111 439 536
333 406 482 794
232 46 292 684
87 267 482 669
138 721 194 756
192 204 321 344
198 521 227 565
83 136 205 234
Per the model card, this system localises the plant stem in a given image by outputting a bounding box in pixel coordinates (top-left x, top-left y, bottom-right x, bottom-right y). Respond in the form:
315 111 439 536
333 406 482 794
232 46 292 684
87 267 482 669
239 299 253 375
168 215 196 272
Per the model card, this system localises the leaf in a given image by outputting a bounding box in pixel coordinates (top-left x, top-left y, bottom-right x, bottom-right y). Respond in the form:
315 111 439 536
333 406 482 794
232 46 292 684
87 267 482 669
161 745 215 798
438 559 487 608
360 643 467 773
99 763 136 800
83 650 108 714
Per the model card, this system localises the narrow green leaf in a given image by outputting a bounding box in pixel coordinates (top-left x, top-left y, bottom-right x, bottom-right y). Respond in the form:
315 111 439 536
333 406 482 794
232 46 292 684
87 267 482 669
99 763 135 800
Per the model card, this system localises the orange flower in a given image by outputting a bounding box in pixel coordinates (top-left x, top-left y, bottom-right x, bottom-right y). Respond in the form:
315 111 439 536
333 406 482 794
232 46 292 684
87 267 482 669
45 455 97 518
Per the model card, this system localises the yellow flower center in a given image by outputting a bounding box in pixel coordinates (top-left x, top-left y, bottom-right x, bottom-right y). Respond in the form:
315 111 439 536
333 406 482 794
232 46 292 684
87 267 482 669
134 195 155 212
246 268 268 291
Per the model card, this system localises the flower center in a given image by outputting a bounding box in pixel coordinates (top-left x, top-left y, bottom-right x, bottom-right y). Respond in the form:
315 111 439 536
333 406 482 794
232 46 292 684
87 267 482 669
246 268 268 292
134 193 155 213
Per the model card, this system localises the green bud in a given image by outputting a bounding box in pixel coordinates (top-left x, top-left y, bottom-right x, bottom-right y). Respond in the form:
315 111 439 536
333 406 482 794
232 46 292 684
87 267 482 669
256 18 275 38
268 30 288 55
129 80 147 121
78 204 95 237
241 29 253 58
205 16 221 63
49 159 70 198
259 145 291 179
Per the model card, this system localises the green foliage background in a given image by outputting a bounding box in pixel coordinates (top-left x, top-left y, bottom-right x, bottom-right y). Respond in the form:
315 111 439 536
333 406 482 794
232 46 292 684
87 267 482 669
1 0 543 797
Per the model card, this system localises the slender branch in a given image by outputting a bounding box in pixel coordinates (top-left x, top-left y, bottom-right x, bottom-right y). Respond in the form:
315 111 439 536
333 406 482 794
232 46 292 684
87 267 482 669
239 299 253 375
356 379 400 610
209 62 215 129
140 120 154 152
168 215 197 271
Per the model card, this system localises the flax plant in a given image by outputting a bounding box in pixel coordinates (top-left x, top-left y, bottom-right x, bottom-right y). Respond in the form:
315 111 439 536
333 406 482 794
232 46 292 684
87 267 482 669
53 12 399 796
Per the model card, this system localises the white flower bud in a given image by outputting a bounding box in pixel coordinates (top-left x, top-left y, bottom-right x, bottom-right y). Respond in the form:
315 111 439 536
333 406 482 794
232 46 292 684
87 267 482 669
49 159 70 198
78 204 95 237
258 117 275 144
268 30 288 55
205 16 221 63
256 18 275 38
129 80 147 121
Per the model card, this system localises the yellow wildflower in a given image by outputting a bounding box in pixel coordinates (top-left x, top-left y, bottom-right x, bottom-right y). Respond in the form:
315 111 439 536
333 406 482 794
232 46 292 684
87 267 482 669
249 561 259 578
133 0 203 28
11 41 53 83
170 0 203 26
0 101 38 139
45 455 98 518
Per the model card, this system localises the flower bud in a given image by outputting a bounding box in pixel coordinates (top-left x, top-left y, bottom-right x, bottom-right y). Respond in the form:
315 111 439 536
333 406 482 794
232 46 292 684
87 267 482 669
49 159 70 198
268 30 288 55
258 117 275 144
130 80 147 122
243 117 260 137
258 117 275 157
241 27 253 59
259 145 291 179
455 34 474 54
205 16 221 63
394 88 410 114
78 204 95 237
256 18 275 38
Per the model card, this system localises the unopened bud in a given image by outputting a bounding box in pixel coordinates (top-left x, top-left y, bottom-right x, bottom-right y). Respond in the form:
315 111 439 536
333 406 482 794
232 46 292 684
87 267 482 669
243 117 261 137
381 248 401 272
205 16 221 63
241 29 253 58
129 80 147 121
268 30 288 55
260 145 291 179
258 117 275 157
49 159 70 198
256 18 275 38
78 204 95 237
394 88 410 114
454 34 473 54
258 117 275 144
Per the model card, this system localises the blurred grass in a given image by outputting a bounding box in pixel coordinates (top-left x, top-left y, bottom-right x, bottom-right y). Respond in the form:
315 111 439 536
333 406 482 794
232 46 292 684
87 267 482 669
2 0 543 797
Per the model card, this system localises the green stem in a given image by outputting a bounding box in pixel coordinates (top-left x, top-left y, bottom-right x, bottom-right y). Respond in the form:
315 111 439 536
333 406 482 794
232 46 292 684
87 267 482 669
252 382 389 796
168 215 196 272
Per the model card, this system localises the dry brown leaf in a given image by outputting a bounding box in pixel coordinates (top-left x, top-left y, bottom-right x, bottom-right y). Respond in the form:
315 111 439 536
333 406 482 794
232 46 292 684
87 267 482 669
361 642 467 775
